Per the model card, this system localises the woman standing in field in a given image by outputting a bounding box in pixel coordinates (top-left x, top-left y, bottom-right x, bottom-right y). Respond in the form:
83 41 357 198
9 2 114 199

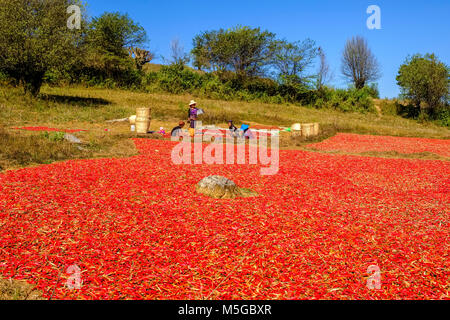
188 100 198 136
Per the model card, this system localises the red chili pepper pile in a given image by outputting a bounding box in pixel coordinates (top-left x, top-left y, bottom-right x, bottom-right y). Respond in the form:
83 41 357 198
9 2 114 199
0 137 448 300
13 127 88 133
308 133 450 158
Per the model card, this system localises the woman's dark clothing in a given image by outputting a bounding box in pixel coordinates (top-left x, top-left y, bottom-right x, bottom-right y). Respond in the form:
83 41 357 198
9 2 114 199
171 126 183 137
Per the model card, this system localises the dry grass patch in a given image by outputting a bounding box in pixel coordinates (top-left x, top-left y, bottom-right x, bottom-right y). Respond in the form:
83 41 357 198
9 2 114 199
0 277 43 300
0 125 84 170
0 124 138 171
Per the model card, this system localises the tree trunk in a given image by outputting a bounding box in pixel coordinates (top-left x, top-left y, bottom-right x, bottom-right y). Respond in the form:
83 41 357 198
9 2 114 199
355 79 365 90
22 71 45 97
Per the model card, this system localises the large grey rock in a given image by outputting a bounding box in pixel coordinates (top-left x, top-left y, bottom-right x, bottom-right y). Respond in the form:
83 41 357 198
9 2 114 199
196 175 257 199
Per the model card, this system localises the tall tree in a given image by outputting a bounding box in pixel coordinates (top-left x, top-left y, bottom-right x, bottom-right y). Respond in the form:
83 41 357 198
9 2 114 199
192 26 275 78
396 53 449 114
0 0 86 96
85 12 148 79
270 39 318 85
341 36 381 89
87 12 147 58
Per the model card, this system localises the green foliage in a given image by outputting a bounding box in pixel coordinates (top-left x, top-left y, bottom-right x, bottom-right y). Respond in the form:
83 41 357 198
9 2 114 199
312 86 376 113
77 12 148 88
40 131 66 142
140 63 377 114
154 64 204 94
366 83 380 99
192 25 275 78
396 53 449 114
0 0 86 96
0 71 10 84
379 100 401 116
87 12 147 57
435 105 450 126
270 39 318 85
143 64 291 103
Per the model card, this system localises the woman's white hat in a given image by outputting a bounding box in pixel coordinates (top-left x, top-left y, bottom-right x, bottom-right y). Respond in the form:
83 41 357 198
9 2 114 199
189 100 197 106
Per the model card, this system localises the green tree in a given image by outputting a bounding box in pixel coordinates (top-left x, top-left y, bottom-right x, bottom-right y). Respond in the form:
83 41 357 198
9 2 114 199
192 26 275 78
396 53 449 115
0 0 86 96
85 12 148 83
87 12 147 58
270 39 318 85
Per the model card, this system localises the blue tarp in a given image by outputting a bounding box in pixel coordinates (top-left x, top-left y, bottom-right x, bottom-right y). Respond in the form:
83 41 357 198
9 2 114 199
240 124 250 131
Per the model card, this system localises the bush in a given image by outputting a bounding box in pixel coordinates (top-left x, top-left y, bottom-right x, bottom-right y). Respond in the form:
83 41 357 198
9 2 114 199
379 99 401 116
398 103 420 119
40 131 66 142
366 83 380 99
311 86 375 113
143 64 291 103
0 71 10 83
434 105 450 126
154 64 203 94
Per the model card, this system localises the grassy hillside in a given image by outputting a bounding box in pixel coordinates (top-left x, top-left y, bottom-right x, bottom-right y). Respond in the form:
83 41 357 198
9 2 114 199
1 85 448 138
0 84 448 171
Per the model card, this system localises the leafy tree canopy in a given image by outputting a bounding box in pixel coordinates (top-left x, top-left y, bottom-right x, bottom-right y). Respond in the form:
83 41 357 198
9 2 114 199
87 12 148 58
396 53 449 113
192 26 275 78
0 0 86 95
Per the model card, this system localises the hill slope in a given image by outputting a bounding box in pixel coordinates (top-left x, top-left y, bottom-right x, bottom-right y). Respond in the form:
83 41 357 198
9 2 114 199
1 85 448 139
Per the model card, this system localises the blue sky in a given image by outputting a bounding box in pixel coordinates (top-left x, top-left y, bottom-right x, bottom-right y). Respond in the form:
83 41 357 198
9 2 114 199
86 0 450 98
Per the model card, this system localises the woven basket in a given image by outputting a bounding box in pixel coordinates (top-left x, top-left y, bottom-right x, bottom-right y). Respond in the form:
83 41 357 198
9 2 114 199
135 108 151 134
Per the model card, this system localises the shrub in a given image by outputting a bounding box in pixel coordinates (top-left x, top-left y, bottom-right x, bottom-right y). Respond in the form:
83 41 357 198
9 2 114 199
398 103 420 119
40 131 66 142
155 64 204 94
379 99 401 116
310 86 375 113
434 105 450 126
0 71 10 83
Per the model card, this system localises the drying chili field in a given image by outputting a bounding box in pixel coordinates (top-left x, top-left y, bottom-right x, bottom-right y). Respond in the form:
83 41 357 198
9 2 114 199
0 137 448 300
308 133 450 158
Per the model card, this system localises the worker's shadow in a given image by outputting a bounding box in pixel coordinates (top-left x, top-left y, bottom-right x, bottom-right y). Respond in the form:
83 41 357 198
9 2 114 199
40 94 111 107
